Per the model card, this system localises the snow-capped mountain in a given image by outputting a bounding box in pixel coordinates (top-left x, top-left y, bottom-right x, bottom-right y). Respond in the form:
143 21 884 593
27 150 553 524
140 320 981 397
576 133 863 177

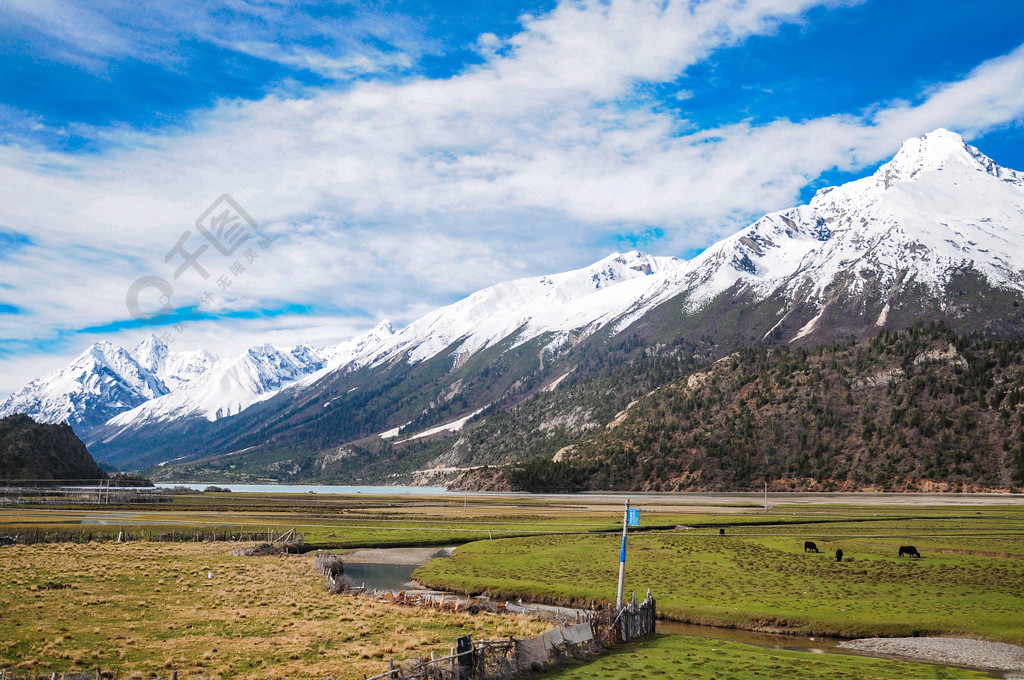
96 323 396 439
130 335 216 391
320 129 1024 379
643 128 1024 343
347 251 677 372
82 255 674 451
319 319 396 371
1 329 395 437
0 342 169 431
6 128 1024 476
102 344 324 433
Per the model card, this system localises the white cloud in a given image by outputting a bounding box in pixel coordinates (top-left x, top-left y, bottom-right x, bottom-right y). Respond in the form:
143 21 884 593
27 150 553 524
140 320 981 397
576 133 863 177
0 0 430 75
2 0 1024 395
229 41 414 79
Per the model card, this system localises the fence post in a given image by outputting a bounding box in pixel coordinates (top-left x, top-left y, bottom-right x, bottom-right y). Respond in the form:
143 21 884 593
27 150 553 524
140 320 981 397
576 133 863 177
456 635 473 680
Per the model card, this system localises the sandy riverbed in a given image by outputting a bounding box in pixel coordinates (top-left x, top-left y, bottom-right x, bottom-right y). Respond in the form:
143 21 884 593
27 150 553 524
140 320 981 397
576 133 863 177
341 546 455 564
839 637 1024 676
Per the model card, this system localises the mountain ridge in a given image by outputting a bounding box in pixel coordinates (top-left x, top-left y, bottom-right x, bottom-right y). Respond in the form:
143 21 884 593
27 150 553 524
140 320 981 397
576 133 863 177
3 129 1024 485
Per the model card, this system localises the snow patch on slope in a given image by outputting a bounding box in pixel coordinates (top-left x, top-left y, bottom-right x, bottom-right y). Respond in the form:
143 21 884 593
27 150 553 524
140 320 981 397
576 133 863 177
395 407 488 443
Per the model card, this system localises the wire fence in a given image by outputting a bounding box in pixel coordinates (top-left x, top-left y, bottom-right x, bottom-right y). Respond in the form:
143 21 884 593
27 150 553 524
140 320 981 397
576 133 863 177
0 486 169 506
2 527 303 547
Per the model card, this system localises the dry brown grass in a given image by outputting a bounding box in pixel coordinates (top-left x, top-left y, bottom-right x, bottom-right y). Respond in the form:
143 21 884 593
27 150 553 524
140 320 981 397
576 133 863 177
0 541 547 679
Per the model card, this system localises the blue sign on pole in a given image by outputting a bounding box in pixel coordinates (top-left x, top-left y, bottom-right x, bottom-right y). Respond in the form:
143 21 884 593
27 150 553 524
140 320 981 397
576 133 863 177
627 508 640 527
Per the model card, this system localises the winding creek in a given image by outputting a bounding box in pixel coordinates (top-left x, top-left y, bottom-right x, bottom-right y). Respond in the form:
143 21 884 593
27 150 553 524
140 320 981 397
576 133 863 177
343 546 1009 679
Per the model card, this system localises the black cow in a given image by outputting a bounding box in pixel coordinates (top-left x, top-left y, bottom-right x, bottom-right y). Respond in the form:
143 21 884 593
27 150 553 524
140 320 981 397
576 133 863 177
804 541 819 553
835 549 843 562
719 528 725 536
898 545 921 558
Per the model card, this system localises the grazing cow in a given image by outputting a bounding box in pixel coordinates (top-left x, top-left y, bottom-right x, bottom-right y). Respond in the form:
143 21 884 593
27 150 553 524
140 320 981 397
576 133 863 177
898 545 921 558
835 549 843 562
719 528 725 536
804 541 819 553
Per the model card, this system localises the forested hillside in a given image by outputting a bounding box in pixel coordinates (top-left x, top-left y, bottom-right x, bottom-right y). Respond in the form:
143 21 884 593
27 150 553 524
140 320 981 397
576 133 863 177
455 325 1024 492
0 414 108 484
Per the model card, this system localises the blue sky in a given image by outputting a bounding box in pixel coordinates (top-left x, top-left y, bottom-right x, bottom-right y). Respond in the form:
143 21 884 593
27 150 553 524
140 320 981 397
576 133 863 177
1 0 1024 394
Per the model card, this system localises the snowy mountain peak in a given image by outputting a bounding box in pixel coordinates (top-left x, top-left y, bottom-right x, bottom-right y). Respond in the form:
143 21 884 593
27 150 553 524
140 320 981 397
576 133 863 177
129 334 215 391
372 319 395 336
0 340 169 430
130 334 168 375
318 319 396 371
590 251 674 284
876 128 1009 188
78 342 165 398
670 128 1024 320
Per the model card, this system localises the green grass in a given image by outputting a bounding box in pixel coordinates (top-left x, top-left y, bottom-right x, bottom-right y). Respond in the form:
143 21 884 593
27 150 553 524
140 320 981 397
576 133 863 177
416 512 1024 643
1 493 861 551
537 634 989 680
4 496 1024 678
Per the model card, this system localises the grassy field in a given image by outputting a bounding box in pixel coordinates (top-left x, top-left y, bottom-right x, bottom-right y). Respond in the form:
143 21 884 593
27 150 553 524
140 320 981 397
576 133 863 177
0 493 647 549
3 493 1023 679
415 508 1024 643
535 634 989 680
0 541 548 679
0 492 868 550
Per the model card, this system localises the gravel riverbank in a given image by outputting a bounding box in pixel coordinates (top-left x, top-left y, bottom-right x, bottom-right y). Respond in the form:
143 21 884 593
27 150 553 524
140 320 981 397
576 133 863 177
341 546 454 564
839 637 1024 675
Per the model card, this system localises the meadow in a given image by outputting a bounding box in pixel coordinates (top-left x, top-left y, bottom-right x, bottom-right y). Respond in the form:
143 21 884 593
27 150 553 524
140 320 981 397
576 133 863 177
415 507 1024 643
0 491 835 549
535 633 990 680
2 491 1023 679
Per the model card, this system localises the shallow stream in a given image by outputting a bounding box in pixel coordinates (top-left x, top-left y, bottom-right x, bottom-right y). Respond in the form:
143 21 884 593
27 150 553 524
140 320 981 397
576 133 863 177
344 561 419 591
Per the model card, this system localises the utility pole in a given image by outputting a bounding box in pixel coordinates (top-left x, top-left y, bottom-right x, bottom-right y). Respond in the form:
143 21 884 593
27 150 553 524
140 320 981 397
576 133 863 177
615 498 629 609
764 481 768 513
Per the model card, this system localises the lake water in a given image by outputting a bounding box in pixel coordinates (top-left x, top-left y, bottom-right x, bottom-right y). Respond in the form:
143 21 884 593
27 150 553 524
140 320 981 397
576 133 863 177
151 485 1024 504
154 483 447 495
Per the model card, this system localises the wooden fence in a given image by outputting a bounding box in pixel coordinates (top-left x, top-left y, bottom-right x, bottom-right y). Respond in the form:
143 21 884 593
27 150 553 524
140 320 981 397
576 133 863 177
614 591 656 643
364 622 603 680
362 591 659 680
0 669 192 680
